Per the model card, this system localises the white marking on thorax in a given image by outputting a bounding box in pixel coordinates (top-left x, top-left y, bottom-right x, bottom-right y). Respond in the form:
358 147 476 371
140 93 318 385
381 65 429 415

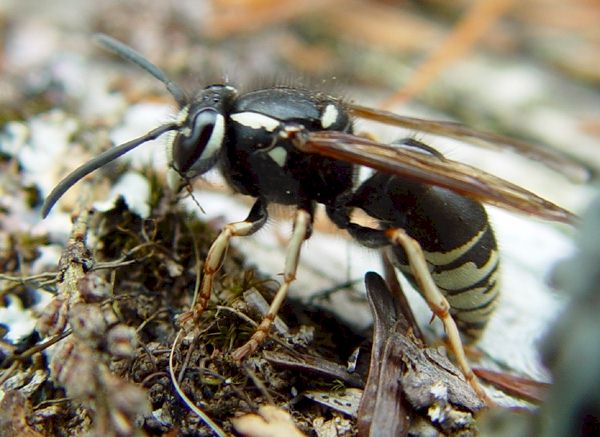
320 104 339 129
267 146 288 167
231 112 280 132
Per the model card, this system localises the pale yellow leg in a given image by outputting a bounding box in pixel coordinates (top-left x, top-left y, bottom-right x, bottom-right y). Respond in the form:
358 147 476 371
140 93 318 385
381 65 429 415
178 200 267 330
232 209 311 361
386 228 490 402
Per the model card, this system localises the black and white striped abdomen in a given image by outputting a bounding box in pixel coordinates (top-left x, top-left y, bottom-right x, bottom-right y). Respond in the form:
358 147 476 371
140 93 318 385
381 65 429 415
376 179 500 342
394 223 500 341
351 172 501 341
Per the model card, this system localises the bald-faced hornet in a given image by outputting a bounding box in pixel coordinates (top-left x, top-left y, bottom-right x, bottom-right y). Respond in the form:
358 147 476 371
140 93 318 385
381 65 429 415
42 34 579 399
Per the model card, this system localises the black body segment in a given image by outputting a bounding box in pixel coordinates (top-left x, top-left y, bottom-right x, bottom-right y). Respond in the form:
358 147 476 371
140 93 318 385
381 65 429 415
221 88 355 206
350 171 500 340
47 36 582 366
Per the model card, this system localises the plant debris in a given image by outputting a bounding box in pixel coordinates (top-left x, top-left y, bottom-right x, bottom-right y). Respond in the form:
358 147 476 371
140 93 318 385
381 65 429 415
1 190 373 435
358 272 484 436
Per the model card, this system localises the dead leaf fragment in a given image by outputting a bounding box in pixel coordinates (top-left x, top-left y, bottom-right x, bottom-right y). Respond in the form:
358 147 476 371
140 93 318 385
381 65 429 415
232 405 305 437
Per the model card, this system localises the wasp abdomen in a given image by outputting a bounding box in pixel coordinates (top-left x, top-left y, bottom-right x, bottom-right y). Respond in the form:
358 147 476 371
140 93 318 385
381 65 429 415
394 224 500 341
353 172 500 341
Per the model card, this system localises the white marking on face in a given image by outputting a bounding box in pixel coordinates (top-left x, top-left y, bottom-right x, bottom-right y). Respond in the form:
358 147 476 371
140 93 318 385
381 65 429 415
267 146 288 167
166 112 225 174
174 105 190 124
202 113 225 161
231 112 280 132
167 106 191 164
167 167 184 191
321 104 339 129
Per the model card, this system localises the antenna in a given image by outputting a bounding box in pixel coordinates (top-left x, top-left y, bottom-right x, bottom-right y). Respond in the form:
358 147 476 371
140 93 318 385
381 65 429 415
94 33 188 106
41 122 179 217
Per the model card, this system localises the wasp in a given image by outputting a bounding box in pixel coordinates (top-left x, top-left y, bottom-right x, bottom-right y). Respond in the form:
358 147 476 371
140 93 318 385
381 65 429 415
42 34 579 399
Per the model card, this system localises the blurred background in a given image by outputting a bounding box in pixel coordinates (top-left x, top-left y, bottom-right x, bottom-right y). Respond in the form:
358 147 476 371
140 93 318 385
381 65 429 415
1 0 598 211
2 0 599 167
1 0 599 434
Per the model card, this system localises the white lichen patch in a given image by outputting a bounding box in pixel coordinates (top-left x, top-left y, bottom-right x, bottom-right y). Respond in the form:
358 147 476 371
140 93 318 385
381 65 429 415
0 293 53 343
429 381 449 400
93 171 151 218
14 110 79 199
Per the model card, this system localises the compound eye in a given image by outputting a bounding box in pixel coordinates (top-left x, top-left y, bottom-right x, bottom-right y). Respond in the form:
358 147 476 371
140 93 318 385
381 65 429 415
173 108 223 175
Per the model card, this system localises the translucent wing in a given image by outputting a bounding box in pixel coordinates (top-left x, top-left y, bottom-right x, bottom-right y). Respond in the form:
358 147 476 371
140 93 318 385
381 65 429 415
293 130 576 224
348 103 589 184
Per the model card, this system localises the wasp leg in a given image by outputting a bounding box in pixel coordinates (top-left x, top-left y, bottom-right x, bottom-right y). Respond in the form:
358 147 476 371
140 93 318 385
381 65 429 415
231 207 312 361
178 199 268 330
384 227 490 403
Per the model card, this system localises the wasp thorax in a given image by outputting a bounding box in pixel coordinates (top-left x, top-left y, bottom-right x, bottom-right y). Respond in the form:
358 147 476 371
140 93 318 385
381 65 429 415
171 106 225 177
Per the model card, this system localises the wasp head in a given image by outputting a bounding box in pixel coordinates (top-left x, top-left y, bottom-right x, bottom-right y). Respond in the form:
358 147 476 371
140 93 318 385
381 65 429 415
168 85 237 179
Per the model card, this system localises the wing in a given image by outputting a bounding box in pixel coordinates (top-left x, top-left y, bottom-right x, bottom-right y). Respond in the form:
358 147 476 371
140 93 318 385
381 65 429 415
348 103 589 184
293 130 576 224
